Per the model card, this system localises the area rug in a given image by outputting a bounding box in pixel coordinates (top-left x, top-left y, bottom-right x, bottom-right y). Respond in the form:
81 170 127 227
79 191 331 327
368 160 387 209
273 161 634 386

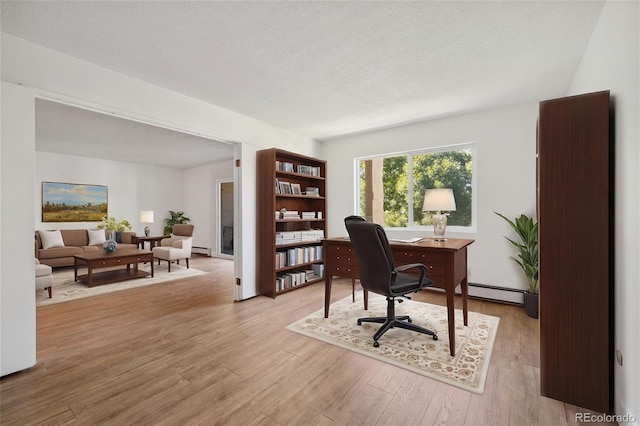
287 294 499 394
37 264 207 306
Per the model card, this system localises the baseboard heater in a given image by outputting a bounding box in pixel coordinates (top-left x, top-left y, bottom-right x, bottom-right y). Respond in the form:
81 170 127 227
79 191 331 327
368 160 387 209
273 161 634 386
467 282 524 305
428 282 524 305
191 246 211 256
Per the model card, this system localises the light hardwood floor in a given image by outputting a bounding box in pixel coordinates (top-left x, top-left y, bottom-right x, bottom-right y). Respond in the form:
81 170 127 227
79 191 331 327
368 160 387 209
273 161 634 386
1 256 609 425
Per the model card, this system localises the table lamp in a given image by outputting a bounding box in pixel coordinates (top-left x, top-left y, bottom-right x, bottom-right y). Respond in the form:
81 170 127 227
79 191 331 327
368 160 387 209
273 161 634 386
140 210 154 236
422 189 456 241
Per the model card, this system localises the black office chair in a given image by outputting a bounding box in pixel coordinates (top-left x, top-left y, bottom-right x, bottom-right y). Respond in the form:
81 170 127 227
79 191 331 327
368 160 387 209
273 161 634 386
344 215 438 347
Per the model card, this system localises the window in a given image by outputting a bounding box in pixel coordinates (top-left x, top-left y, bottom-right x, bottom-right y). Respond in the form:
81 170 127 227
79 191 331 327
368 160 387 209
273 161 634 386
357 143 475 230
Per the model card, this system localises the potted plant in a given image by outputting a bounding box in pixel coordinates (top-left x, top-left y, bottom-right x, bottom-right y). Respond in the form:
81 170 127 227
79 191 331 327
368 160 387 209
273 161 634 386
163 210 191 235
97 216 132 242
495 212 539 318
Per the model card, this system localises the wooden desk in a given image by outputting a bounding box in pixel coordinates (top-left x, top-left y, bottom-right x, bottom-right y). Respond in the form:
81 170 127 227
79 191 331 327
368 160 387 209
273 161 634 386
323 237 474 356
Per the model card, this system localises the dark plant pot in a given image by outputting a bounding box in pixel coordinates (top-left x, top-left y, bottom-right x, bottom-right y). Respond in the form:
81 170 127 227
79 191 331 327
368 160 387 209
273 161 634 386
524 291 539 319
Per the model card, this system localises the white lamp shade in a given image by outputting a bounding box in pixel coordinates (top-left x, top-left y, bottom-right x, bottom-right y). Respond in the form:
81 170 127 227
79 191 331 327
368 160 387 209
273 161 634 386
140 211 154 223
422 189 456 212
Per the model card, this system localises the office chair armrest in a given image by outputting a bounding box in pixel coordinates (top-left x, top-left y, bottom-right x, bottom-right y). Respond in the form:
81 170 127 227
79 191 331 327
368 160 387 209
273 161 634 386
394 262 427 283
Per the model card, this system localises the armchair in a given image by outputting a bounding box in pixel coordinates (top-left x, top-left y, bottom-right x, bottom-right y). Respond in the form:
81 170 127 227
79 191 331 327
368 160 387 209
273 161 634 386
35 258 53 298
152 224 193 272
344 215 438 347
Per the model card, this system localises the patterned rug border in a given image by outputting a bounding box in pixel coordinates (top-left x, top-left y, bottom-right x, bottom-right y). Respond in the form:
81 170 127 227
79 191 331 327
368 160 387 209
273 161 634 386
37 264 207 306
287 294 499 394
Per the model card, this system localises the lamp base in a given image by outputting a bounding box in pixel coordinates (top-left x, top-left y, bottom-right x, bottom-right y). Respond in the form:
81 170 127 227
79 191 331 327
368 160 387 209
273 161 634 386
432 214 448 241
144 226 150 236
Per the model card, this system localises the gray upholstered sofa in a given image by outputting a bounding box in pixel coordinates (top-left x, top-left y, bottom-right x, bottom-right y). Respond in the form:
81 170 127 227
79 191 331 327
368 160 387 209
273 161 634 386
35 229 137 268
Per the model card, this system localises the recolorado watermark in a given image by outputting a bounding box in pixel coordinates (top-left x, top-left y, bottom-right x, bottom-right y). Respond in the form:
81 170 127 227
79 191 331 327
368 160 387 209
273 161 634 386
575 412 637 423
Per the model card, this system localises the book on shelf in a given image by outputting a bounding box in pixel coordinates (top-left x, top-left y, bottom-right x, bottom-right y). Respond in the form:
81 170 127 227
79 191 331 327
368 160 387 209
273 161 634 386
276 161 295 172
276 267 323 291
275 229 325 245
301 211 316 219
296 164 321 177
278 245 322 266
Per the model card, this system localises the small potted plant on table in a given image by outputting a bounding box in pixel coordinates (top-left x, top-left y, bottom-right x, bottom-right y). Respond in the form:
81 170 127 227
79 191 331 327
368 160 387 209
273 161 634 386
495 212 539 319
97 216 132 242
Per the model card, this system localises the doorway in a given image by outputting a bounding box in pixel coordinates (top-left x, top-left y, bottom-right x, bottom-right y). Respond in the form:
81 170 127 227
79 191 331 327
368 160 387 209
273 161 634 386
218 179 234 258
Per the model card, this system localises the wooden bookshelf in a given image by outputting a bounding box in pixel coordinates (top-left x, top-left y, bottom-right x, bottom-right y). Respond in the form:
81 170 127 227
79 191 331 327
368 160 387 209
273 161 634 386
256 148 326 297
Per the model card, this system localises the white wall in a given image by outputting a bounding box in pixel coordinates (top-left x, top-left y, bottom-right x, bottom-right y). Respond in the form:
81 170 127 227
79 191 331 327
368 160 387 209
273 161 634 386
35 152 184 236
1 82 37 376
568 1 639 420
320 101 539 293
184 159 234 254
1 34 317 377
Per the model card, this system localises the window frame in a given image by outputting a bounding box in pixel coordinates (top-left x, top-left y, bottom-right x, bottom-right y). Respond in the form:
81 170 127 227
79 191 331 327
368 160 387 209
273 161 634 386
354 142 477 234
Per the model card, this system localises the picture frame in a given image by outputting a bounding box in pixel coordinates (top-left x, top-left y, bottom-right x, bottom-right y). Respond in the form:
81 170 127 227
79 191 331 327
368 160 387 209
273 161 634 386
42 181 108 222
280 181 292 194
291 183 302 195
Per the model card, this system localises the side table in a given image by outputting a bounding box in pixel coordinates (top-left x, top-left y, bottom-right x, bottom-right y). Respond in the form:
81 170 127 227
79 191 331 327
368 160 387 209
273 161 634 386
134 235 169 250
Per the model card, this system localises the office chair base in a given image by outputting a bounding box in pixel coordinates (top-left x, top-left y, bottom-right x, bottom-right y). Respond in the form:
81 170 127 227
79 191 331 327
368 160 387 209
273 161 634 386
357 297 438 347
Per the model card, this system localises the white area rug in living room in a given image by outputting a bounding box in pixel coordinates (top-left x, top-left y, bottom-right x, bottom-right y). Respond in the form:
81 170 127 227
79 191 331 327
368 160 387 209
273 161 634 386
287 294 500 394
37 263 207 306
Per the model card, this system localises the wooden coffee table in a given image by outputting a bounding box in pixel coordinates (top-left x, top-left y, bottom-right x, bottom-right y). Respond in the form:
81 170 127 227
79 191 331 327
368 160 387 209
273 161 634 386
74 249 154 287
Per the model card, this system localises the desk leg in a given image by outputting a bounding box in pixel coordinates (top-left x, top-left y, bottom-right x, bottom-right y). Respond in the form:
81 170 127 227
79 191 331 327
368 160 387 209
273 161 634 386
461 277 469 326
363 287 368 311
446 287 456 357
324 275 333 318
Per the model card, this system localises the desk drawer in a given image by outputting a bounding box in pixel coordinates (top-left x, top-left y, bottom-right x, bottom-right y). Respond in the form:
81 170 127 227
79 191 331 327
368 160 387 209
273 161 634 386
96 257 129 268
94 254 149 268
394 250 445 272
325 244 359 277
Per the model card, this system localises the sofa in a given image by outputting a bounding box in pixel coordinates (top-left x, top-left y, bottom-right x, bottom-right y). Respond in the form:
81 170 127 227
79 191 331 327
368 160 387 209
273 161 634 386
35 229 137 268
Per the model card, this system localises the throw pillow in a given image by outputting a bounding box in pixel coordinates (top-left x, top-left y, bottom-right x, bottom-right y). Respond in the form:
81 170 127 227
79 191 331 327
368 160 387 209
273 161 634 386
88 229 106 245
40 230 65 250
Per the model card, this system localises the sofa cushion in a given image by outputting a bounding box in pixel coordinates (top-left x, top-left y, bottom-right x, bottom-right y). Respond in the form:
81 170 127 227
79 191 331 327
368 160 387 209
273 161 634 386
87 229 106 245
39 230 65 249
37 246 84 259
60 229 89 247
81 246 100 253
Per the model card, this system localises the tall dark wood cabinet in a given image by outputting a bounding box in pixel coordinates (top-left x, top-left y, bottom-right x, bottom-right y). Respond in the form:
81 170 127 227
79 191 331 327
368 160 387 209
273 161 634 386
538 91 612 414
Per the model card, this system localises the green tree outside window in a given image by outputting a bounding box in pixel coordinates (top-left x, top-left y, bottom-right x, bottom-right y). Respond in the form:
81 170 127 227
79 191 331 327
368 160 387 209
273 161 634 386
358 146 473 229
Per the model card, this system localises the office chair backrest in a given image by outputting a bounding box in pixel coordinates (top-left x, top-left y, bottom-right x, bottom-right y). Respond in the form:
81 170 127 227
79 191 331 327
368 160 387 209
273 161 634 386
344 216 395 295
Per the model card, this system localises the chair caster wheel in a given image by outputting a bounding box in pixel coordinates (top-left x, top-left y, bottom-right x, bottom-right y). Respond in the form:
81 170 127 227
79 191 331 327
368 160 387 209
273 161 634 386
357 320 362 325
432 334 438 341
373 341 380 348
407 318 412 323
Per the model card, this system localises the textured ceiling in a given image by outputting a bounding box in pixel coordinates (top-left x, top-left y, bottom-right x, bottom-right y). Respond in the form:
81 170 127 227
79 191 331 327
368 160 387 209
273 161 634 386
2 1 604 165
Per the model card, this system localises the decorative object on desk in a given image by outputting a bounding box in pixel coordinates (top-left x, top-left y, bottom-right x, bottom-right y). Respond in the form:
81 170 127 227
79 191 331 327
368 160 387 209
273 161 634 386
140 210 154 236
163 210 191 235
97 216 132 242
36 264 207 306
422 188 456 241
305 187 320 197
495 212 539 319
287 293 499 394
102 239 118 253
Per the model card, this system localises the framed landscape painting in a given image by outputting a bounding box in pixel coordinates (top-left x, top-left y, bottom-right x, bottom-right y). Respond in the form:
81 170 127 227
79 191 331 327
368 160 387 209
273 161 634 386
42 181 108 222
